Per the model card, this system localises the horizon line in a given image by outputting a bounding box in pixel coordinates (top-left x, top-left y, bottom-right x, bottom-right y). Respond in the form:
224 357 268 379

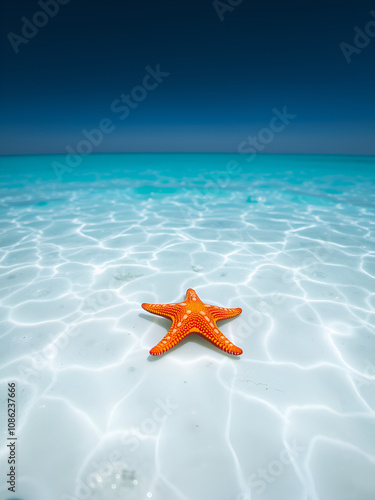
1 152 374 158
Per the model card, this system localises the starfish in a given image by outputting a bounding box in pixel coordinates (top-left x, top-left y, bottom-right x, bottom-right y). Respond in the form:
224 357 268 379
142 288 243 356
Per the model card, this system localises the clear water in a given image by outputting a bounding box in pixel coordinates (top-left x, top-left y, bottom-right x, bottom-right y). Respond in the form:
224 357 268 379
0 153 375 500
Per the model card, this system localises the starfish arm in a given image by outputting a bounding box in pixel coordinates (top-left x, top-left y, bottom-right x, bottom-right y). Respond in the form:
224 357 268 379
196 319 243 355
205 305 242 322
141 302 183 320
149 325 190 356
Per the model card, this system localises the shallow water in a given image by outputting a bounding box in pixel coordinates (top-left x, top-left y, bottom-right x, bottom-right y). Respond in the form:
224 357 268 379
0 153 375 500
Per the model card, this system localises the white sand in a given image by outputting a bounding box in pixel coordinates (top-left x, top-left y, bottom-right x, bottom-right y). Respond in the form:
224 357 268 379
0 154 374 499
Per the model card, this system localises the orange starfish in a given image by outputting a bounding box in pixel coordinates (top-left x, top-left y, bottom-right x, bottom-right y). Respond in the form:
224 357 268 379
142 288 243 356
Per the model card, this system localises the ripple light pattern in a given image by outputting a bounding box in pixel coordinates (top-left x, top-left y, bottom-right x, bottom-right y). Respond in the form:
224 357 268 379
0 153 374 500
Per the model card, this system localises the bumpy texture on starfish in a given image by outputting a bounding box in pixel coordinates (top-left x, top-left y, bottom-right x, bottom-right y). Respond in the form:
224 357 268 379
142 288 243 356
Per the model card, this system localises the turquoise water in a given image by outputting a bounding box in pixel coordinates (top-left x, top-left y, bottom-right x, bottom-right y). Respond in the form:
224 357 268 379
0 153 375 500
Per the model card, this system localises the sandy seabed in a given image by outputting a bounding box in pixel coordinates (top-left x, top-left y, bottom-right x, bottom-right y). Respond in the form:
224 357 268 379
0 154 375 500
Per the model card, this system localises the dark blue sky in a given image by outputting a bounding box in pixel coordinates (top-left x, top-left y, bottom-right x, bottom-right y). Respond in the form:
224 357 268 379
0 0 374 154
